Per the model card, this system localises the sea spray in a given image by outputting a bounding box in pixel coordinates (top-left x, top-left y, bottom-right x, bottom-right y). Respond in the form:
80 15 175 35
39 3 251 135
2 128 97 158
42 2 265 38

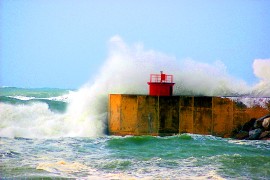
93 35 252 96
252 59 270 97
64 86 107 137
173 59 250 96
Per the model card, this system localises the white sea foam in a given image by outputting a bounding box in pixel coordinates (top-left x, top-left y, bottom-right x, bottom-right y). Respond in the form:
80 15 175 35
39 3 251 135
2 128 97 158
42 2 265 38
0 36 269 138
8 96 36 101
36 161 89 174
42 93 73 103
0 101 105 138
8 93 73 103
0 103 64 138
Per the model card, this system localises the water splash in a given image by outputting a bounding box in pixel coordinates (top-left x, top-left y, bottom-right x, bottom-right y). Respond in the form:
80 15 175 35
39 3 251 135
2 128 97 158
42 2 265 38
252 59 270 97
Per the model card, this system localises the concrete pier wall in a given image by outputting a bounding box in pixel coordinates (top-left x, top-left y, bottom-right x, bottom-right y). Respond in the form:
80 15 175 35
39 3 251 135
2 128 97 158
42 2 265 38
108 94 270 137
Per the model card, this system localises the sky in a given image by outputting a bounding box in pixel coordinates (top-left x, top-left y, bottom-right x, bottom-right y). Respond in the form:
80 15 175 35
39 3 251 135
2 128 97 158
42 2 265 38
1 0 270 89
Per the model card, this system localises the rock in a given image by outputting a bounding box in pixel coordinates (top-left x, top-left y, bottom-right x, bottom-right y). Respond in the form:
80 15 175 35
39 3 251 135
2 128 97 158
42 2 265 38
259 131 270 139
254 120 263 129
248 129 262 140
235 131 249 140
254 114 270 129
261 137 270 140
242 118 256 131
262 117 270 130
233 115 270 140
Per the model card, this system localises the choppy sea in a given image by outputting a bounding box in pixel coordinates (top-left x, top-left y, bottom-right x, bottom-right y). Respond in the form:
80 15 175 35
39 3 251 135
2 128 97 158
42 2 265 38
1 87 270 179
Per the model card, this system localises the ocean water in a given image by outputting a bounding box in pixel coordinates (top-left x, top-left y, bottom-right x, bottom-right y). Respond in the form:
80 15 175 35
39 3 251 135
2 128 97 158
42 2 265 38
1 87 270 179
1 135 270 179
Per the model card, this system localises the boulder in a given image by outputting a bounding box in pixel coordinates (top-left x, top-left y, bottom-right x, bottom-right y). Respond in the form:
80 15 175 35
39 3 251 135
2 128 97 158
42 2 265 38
254 120 263 129
262 118 270 130
254 114 270 129
248 129 262 140
259 131 270 139
235 131 249 140
242 118 256 131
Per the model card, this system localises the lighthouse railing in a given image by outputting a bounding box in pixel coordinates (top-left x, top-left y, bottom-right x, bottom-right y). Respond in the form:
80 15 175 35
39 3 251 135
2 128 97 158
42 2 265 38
149 74 173 83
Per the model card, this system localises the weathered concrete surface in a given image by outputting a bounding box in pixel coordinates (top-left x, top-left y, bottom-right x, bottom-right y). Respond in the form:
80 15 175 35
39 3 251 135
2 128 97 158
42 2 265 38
179 97 194 134
212 97 233 137
159 96 179 135
193 97 212 135
108 95 159 135
108 94 270 137
136 96 159 135
108 94 121 134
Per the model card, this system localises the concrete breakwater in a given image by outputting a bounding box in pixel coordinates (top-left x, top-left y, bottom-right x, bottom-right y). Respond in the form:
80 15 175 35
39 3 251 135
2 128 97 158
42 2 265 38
108 94 270 137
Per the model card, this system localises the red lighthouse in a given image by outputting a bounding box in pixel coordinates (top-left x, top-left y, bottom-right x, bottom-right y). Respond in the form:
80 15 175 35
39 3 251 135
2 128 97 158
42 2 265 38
147 71 175 96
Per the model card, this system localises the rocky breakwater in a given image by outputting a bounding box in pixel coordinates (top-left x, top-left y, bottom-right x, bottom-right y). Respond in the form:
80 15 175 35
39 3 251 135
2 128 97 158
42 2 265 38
234 114 270 140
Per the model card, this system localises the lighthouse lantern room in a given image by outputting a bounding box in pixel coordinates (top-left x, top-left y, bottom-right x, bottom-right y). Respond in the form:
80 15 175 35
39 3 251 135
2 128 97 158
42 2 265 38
147 71 175 96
